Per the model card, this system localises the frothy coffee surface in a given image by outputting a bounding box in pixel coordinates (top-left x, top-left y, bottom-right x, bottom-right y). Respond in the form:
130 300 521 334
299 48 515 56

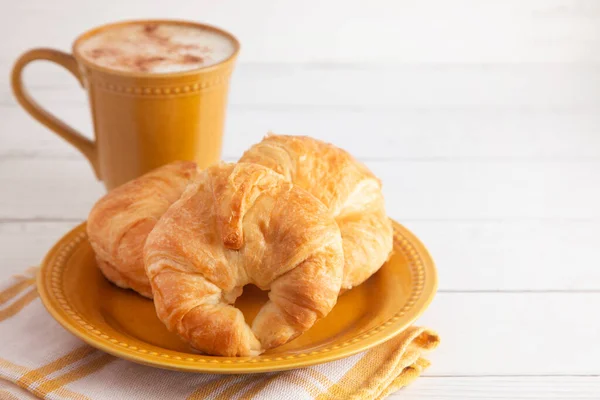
78 23 236 73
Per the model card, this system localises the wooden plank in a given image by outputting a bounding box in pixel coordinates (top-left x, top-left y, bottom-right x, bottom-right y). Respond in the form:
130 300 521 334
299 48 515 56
1 220 599 291
407 220 600 291
0 221 77 277
0 159 104 220
1 158 599 220
392 377 600 399
371 159 600 220
2 0 600 64
416 293 600 375
3 63 600 109
3 105 600 160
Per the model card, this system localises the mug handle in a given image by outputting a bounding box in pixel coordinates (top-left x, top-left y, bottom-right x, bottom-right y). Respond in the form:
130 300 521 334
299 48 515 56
11 48 100 178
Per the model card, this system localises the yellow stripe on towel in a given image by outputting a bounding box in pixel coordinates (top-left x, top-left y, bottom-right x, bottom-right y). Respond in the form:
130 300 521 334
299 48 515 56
18 346 96 388
32 353 115 398
0 278 35 306
0 289 38 322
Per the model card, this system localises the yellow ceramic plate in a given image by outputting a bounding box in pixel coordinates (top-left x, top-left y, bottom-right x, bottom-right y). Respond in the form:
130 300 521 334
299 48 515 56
38 220 437 373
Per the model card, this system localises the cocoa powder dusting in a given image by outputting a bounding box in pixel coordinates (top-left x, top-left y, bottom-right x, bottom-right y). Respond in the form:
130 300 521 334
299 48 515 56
132 56 167 72
143 24 159 34
182 54 204 64
177 44 200 51
87 47 121 59
143 23 170 46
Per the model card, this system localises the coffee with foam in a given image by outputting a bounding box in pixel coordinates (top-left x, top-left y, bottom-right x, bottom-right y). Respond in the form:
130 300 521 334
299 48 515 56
78 22 236 73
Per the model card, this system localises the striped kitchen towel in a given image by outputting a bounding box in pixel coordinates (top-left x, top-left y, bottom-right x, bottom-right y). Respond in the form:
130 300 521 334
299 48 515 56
0 269 439 400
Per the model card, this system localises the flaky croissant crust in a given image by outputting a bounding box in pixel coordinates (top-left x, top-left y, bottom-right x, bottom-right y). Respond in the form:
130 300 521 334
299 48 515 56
144 163 344 356
240 135 393 290
87 161 197 298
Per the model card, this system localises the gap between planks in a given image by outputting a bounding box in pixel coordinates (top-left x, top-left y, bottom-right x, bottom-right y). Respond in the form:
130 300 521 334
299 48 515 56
4 152 600 163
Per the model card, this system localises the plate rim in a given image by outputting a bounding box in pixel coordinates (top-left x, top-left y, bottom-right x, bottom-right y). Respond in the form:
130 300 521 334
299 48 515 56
37 219 437 373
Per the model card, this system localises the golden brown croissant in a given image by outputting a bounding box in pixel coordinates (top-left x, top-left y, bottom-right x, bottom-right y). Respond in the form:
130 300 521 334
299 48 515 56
144 163 344 356
240 135 393 291
87 161 197 298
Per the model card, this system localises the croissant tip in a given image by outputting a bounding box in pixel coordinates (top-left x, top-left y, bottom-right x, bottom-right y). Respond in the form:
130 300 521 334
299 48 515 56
223 232 243 250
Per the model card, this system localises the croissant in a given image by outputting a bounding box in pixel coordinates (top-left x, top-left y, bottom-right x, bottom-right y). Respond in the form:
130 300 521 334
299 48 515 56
87 161 197 298
144 163 344 356
240 135 393 291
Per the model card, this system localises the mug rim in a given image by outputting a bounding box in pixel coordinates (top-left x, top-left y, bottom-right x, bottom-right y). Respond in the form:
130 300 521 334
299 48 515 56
72 19 240 78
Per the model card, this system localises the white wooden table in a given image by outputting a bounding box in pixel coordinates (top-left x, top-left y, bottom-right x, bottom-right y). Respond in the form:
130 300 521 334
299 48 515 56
1 1 600 398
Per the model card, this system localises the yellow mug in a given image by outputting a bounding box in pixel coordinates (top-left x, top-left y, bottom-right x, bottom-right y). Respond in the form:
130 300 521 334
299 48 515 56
11 20 240 190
